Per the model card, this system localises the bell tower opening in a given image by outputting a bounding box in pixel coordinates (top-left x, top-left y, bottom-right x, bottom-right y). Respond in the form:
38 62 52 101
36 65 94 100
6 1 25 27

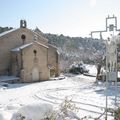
20 20 27 28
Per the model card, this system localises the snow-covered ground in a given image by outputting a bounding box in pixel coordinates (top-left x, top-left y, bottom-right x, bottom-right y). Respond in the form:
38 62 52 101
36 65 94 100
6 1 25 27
0 65 119 120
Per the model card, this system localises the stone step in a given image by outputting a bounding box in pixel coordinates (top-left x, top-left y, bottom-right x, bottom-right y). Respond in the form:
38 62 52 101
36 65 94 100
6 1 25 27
0 76 20 83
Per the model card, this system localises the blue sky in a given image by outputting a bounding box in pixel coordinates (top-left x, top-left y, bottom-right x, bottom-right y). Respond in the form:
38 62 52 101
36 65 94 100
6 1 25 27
0 0 120 37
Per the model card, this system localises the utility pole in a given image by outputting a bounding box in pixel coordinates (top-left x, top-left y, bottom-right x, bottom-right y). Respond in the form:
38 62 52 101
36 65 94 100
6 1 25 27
90 15 120 120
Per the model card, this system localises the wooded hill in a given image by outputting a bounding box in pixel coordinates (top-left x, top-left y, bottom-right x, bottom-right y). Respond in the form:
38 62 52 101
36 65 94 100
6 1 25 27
0 27 13 33
44 33 105 70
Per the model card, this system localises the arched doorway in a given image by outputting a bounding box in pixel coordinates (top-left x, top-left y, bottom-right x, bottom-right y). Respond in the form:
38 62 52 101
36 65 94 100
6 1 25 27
32 68 39 81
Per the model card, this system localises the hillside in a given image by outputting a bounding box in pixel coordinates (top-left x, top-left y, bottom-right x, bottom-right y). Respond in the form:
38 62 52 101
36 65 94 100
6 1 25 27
44 33 105 71
0 27 13 34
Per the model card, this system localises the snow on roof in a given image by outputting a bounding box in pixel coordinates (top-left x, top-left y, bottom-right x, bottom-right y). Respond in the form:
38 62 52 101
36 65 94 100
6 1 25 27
48 44 57 49
11 43 33 52
34 41 48 48
56 50 60 55
0 29 17 38
32 30 48 42
11 41 48 52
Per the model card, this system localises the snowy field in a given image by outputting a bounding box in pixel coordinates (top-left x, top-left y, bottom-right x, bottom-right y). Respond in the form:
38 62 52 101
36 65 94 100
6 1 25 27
0 65 119 120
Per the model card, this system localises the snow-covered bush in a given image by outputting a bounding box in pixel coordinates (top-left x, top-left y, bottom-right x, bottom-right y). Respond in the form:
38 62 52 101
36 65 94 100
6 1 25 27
0 111 12 120
48 97 80 120
57 97 80 120
11 103 53 120
114 107 120 120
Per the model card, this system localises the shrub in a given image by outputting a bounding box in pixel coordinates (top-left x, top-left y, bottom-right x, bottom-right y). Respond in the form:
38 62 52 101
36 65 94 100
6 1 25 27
46 97 80 120
114 107 120 120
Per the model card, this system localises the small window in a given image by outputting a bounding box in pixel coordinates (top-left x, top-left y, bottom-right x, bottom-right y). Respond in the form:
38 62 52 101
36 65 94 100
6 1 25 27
33 50 37 57
21 34 26 40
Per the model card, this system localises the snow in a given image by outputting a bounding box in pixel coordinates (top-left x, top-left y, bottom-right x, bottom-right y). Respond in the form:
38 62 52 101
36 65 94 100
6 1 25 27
0 65 118 120
11 103 53 120
0 29 17 38
86 64 97 76
0 111 12 120
11 41 49 52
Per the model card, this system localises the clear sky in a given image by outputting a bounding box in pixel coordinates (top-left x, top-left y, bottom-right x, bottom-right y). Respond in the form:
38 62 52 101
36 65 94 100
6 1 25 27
0 0 120 38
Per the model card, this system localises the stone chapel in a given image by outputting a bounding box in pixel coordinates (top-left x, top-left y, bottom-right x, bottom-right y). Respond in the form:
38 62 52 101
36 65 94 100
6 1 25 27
0 20 60 82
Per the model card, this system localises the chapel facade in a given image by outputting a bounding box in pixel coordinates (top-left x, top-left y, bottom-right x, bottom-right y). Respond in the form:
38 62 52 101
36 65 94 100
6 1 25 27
0 20 60 82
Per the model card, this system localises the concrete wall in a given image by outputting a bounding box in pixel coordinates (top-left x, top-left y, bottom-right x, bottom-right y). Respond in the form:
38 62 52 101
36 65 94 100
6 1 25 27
20 43 49 82
0 26 60 82
11 51 22 77
48 45 60 77
0 28 48 75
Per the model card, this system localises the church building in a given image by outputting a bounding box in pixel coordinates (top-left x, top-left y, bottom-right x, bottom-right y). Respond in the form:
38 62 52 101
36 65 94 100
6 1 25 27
0 20 60 82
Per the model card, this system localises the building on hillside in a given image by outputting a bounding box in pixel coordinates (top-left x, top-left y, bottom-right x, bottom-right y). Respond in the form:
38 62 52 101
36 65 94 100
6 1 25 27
0 20 60 82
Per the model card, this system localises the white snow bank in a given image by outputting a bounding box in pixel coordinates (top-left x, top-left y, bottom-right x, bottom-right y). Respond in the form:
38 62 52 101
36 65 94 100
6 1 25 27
11 103 53 120
86 64 97 76
0 111 12 120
